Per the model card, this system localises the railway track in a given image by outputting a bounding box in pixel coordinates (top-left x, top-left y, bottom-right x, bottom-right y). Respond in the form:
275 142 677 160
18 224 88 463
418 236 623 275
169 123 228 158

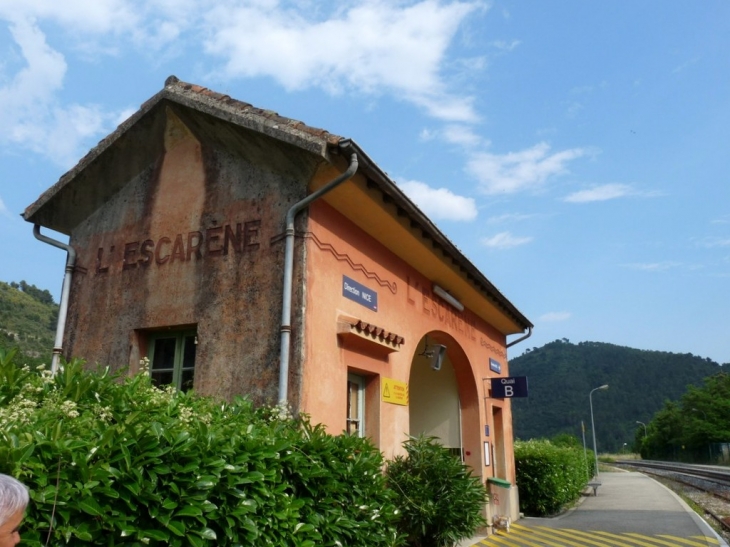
616 459 730 536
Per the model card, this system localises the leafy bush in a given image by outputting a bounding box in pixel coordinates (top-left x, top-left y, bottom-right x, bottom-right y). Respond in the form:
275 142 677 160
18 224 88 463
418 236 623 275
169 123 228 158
0 351 402 546
386 435 487 547
514 439 590 516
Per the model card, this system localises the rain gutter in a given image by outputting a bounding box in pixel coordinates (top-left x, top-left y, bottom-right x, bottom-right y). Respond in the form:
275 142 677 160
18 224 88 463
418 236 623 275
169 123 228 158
32 225 76 374
507 326 533 348
278 139 358 405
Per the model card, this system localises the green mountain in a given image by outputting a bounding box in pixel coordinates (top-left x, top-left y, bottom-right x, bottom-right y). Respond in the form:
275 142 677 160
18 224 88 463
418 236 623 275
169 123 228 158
509 339 722 453
2 279 724 455
0 281 58 366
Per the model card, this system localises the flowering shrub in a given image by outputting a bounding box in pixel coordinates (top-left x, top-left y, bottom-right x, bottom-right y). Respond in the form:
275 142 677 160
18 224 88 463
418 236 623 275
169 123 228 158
386 435 488 547
514 439 589 516
0 349 402 546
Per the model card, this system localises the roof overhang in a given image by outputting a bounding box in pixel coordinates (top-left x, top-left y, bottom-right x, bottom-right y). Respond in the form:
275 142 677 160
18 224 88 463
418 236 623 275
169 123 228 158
317 140 532 336
23 76 532 336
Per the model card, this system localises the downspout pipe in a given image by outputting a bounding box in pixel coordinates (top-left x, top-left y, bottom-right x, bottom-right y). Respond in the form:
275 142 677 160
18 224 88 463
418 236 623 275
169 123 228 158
33 224 76 374
506 326 532 348
278 140 358 405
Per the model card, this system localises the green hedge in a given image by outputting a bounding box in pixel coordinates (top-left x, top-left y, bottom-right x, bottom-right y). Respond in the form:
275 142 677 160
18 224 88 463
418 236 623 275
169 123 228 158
514 439 590 517
0 350 402 546
386 436 488 547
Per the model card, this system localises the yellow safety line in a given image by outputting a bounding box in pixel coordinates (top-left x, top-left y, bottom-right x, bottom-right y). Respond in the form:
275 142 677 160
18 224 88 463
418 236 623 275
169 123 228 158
524 528 611 547
475 524 717 547
656 535 721 547
477 530 549 547
623 532 715 547
530 525 618 547
591 530 673 547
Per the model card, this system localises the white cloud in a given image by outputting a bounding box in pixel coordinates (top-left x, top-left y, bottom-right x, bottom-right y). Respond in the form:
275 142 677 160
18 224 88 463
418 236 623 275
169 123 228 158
0 0 136 33
0 18 66 112
421 124 484 146
203 1 482 122
622 261 681 272
564 184 662 203
672 57 699 74
0 1 488 163
697 237 730 248
398 179 477 221
441 124 484 147
0 0 193 51
563 183 632 203
539 311 571 323
481 231 532 249
491 39 520 52
486 212 535 224
0 18 117 166
467 142 587 194
0 196 13 219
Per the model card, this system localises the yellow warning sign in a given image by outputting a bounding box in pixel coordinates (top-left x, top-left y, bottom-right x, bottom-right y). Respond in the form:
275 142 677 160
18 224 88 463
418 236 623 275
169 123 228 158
382 378 408 406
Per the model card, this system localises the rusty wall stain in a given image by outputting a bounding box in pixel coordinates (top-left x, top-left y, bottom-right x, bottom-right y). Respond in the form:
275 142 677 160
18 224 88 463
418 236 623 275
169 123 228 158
64 105 321 406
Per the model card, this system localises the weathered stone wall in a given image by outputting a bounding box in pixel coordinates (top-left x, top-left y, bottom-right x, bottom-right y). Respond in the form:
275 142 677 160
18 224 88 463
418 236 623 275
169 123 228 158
64 105 321 405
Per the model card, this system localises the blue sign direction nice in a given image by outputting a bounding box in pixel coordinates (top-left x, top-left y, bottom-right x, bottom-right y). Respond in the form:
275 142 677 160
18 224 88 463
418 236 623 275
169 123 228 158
490 376 529 398
342 275 378 311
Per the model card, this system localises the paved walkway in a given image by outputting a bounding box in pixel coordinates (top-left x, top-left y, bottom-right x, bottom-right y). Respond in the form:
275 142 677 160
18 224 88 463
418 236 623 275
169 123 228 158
462 471 728 547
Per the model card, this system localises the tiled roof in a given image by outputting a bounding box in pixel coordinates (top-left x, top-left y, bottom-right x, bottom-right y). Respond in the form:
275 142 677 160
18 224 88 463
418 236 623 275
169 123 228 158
22 75 533 333
161 76 341 146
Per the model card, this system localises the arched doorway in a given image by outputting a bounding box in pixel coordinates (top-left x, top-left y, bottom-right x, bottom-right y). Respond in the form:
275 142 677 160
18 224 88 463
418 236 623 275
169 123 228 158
408 332 481 471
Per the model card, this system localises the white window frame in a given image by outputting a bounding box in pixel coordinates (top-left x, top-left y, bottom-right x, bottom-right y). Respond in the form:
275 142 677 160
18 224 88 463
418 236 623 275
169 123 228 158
347 373 365 437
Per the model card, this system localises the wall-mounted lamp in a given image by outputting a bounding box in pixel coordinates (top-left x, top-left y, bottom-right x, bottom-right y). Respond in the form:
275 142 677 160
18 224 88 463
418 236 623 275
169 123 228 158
432 284 464 312
419 337 447 371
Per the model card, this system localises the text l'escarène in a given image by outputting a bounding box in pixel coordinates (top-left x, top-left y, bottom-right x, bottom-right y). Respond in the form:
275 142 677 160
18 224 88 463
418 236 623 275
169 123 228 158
96 220 262 274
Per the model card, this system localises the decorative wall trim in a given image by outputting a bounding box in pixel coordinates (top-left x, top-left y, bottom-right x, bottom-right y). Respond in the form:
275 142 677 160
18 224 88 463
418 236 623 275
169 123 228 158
305 232 397 294
337 316 404 353
480 337 507 359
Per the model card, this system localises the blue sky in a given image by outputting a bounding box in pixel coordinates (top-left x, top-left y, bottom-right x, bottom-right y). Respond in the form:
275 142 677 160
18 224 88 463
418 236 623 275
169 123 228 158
1 1 729 364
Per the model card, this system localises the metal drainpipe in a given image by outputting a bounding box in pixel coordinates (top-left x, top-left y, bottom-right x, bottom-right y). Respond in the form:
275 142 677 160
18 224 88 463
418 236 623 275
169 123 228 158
278 140 358 405
506 326 532 348
33 224 76 374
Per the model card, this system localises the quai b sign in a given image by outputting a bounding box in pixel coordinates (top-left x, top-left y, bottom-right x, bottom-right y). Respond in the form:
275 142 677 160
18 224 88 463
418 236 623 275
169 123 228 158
490 376 528 398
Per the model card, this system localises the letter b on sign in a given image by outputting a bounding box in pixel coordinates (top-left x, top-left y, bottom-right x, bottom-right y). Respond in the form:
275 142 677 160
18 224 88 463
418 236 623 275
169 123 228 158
490 376 528 398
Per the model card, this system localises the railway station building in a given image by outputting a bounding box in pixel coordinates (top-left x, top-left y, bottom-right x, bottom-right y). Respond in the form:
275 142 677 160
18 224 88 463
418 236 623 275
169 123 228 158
23 76 533 522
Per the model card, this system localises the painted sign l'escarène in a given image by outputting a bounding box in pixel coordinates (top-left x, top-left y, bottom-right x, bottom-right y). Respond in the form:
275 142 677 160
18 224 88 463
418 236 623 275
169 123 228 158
342 275 378 311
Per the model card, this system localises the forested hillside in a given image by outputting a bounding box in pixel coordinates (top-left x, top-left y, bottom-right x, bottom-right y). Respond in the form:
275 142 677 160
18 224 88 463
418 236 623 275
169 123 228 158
2 277 725 456
509 339 723 453
0 280 58 366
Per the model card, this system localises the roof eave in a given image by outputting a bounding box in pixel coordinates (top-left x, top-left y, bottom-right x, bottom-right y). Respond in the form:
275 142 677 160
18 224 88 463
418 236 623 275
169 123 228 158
23 76 338 231
332 139 533 333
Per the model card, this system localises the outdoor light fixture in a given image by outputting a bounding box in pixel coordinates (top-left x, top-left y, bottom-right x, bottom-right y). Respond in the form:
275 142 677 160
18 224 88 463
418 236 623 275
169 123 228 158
419 338 447 371
432 284 464 312
589 384 609 481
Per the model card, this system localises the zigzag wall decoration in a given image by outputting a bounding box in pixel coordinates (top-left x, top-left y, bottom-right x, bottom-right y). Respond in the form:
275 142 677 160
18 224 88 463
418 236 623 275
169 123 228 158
304 232 398 295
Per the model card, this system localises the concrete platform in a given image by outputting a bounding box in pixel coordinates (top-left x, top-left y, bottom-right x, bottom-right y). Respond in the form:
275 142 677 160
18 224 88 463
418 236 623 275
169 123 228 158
461 471 728 547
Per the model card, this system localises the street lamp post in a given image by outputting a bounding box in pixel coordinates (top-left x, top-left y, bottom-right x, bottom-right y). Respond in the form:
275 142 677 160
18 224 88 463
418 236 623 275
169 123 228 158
636 420 647 436
589 384 609 481
691 408 712 462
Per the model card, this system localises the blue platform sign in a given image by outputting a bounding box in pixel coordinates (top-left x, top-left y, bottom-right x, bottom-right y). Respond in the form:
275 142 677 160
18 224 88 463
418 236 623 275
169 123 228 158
342 275 378 311
490 376 528 398
489 358 502 374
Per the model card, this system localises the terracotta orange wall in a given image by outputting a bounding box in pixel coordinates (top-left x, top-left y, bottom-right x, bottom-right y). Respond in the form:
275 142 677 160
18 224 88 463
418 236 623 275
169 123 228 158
301 198 516 482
